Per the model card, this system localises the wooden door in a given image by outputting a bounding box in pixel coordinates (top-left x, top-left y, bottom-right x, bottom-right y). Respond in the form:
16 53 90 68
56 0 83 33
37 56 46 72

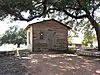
48 31 55 50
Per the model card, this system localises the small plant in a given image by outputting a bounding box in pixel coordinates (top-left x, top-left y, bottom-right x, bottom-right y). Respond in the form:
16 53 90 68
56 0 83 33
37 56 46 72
67 48 76 54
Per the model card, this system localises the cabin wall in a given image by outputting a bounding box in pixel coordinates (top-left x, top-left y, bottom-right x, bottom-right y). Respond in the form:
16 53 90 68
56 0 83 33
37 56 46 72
32 20 68 52
26 26 33 51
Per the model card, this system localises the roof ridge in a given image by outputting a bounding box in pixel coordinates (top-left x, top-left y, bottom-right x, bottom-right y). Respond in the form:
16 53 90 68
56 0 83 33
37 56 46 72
25 19 71 30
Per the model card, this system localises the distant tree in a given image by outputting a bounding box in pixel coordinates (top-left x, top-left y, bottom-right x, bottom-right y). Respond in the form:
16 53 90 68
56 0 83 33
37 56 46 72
0 26 26 47
82 29 96 47
68 36 73 45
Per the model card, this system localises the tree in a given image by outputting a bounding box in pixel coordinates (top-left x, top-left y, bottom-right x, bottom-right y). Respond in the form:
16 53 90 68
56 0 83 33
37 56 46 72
0 26 26 47
0 0 100 50
82 30 96 47
81 20 97 47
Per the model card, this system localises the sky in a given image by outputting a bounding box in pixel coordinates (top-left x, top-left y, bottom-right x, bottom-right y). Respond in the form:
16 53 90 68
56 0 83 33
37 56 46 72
0 20 27 34
0 17 49 35
0 16 27 35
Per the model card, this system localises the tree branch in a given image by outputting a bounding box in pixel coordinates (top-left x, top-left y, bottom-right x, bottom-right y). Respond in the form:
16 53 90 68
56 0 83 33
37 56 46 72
66 6 80 10
1 0 88 21
0 0 48 22
94 2 100 11
22 0 47 22
17 0 87 21
13 8 87 21
63 10 87 19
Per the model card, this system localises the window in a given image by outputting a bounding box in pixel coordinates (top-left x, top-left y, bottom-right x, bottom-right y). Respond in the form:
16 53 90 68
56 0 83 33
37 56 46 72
28 32 30 44
40 32 44 39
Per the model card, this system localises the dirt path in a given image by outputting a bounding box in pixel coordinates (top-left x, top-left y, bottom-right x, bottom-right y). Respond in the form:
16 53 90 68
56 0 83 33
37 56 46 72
0 54 100 75
0 56 31 75
23 54 100 75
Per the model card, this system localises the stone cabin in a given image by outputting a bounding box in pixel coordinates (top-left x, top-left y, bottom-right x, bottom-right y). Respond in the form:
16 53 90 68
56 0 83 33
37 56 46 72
25 19 71 52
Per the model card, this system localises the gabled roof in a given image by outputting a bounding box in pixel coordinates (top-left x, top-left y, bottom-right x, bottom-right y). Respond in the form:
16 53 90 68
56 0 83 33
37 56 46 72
25 19 71 30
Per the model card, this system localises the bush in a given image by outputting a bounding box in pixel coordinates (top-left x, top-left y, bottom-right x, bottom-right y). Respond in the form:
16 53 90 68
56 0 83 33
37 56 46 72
67 48 76 54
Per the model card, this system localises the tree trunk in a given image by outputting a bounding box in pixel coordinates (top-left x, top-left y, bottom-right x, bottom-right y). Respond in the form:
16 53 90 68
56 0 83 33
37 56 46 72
17 43 20 48
86 10 100 51
95 28 100 51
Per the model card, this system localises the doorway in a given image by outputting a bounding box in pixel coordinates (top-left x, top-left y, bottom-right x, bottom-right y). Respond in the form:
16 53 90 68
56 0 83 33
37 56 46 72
48 31 56 50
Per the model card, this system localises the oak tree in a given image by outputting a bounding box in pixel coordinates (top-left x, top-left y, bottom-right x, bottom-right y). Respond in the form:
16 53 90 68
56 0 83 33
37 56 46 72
0 0 100 50
0 26 26 47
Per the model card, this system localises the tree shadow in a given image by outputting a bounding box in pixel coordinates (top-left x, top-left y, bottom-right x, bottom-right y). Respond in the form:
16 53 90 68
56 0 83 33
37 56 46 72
23 53 100 75
0 56 32 75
